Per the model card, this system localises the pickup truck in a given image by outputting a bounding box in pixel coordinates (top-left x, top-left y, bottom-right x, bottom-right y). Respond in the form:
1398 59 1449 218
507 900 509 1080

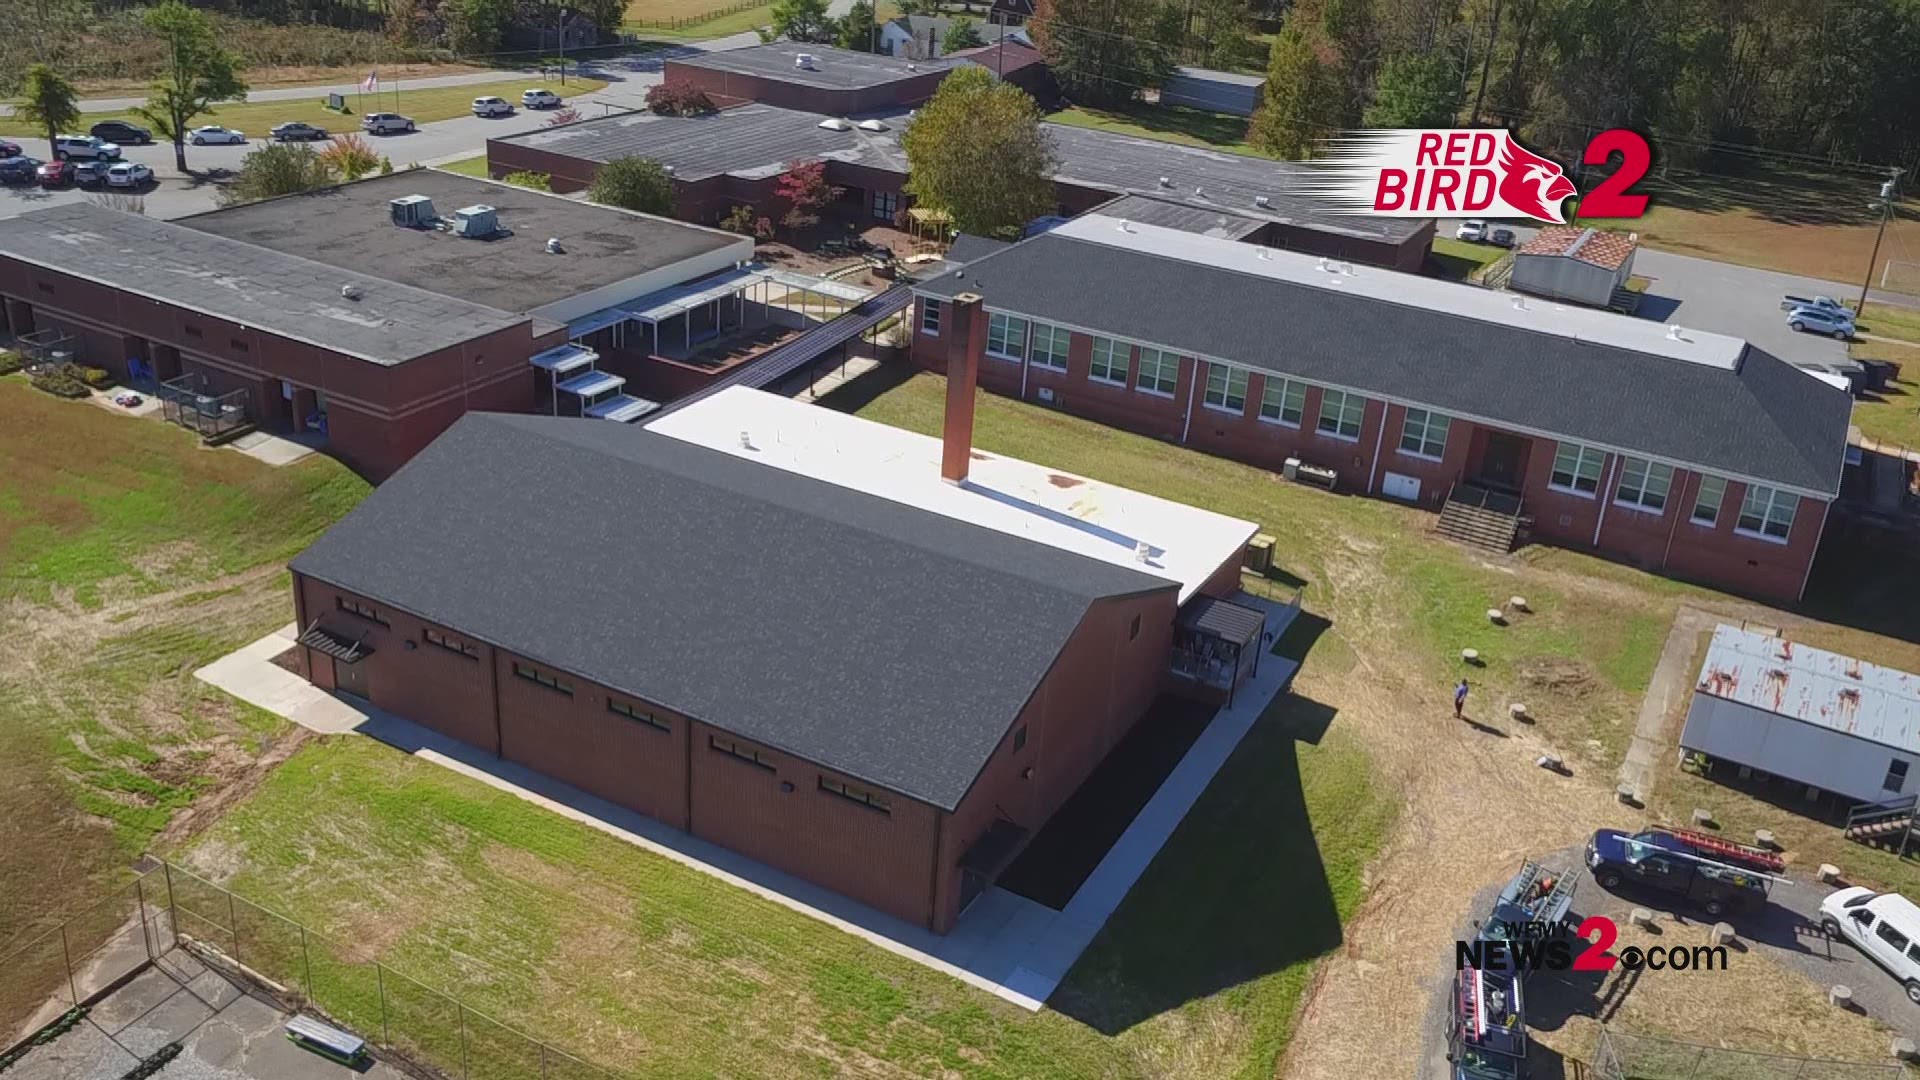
1586 828 1771 917
1780 294 1851 314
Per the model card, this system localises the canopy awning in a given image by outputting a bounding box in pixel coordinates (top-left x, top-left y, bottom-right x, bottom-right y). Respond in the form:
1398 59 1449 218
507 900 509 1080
299 625 374 665
761 269 873 303
625 265 766 324
1176 595 1266 646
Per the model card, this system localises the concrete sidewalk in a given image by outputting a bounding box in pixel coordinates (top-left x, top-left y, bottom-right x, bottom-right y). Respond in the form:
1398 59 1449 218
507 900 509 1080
195 594 1302 1011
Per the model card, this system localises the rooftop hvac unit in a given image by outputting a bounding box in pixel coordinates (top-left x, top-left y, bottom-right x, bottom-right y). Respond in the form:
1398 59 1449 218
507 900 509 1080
451 204 499 238
1294 462 1338 491
1254 194 1271 208
390 194 436 227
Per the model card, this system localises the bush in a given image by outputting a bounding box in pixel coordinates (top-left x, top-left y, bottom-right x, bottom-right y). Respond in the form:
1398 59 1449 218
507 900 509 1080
721 204 774 240
318 133 381 180
76 365 113 388
645 81 716 117
31 364 93 398
0 350 23 375
503 170 552 191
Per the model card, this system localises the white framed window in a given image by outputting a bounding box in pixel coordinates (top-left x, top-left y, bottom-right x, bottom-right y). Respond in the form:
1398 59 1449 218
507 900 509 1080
1549 441 1605 496
1030 322 1069 371
1089 337 1128 384
1398 407 1450 459
1613 456 1674 512
871 190 898 220
1259 377 1305 426
986 312 1027 361
1203 363 1247 413
1316 388 1364 440
1691 474 1727 526
1136 347 1179 396
920 299 941 336
1736 484 1797 542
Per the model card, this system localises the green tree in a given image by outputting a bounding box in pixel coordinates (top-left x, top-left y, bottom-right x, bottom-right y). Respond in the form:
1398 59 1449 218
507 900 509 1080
902 66 1055 238
942 16 986 52
221 144 336 205
770 0 837 43
504 170 554 191
1184 0 1255 69
1362 51 1460 127
448 0 512 55
1031 0 1183 107
14 65 79 160
588 157 675 215
1247 22 1341 158
837 0 878 51
131 1 247 173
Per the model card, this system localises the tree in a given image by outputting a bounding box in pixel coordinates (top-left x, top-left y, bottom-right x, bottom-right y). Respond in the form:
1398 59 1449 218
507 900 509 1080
770 0 836 43
504 170 553 191
1247 22 1342 158
722 204 776 240
902 66 1055 238
547 106 584 126
942 16 986 52
14 65 78 161
588 156 675 215
221 144 335 205
317 133 380 181
1184 0 1255 69
1030 0 1183 107
448 0 512 54
837 0 878 51
1362 51 1461 127
132 1 247 173
774 159 839 230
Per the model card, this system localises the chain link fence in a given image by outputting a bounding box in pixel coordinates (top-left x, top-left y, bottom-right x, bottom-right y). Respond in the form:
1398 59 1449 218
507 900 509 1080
1593 1028 1903 1080
626 0 764 31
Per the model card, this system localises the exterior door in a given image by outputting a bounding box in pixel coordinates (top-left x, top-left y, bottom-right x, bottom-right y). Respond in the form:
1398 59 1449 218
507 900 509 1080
334 658 370 700
1477 433 1530 491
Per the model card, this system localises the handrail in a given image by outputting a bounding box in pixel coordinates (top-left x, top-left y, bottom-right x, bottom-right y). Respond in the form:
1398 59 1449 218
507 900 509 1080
1848 794 1919 827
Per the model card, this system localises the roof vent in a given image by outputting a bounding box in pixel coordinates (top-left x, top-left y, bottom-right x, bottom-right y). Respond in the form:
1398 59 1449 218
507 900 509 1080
795 53 817 69
1116 219 1133 233
1511 296 1527 310
1134 541 1151 563
1194 186 1205 197
1255 247 1271 260
1666 324 1686 341
340 283 363 300
546 237 564 254
663 164 675 176
451 204 499 238
818 117 853 131
1317 257 1329 271
739 429 753 449
1254 194 1271 208
856 118 888 132
1157 176 1171 187
1341 261 1355 275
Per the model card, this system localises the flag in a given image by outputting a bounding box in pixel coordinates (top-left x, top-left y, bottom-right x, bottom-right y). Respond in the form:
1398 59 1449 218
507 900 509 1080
361 70 378 93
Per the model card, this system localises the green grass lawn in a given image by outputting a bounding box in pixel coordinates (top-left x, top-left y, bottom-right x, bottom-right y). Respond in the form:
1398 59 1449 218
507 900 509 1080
0 78 607 141
435 154 491 178
1858 301 1920 345
626 4 772 38
1850 340 1920 450
1046 104 1257 156
1428 237 1507 282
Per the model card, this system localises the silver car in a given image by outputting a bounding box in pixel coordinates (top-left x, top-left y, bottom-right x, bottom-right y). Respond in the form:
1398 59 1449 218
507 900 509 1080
1787 305 1855 340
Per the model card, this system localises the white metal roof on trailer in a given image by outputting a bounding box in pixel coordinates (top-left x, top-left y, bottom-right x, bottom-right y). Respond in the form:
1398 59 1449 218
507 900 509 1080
1696 624 1920 755
1047 214 1749 371
647 386 1257 603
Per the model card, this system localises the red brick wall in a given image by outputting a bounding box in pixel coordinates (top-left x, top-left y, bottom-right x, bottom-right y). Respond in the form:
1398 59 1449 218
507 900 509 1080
662 61 951 114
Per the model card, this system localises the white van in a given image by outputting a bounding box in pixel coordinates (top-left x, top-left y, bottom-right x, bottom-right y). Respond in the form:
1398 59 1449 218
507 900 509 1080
1821 887 1920 1003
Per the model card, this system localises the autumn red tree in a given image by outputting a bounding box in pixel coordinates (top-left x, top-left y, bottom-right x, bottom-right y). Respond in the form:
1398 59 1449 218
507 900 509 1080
774 160 840 231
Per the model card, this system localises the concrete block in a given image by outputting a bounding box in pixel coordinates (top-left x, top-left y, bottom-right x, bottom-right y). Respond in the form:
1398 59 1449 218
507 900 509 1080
1487 608 1507 625
1819 863 1843 884
1893 1037 1917 1062
1617 783 1638 805
1629 907 1655 928
1754 829 1775 849
1709 922 1735 946
1830 985 1854 1009
1536 754 1562 771
1692 808 1715 827
1462 648 1480 664
1509 596 1529 612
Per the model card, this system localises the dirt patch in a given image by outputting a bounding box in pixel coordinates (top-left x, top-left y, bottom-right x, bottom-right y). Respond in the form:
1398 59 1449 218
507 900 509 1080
1516 656 1601 700
1048 473 1084 488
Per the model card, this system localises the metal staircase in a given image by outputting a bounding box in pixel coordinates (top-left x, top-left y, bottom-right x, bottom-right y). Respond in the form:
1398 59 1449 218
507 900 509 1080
1437 484 1524 554
529 343 658 424
1846 795 1920 858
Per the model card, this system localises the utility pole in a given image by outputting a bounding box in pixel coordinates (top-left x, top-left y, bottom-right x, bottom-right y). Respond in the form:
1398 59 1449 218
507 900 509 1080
1858 171 1900 314
558 7 569 86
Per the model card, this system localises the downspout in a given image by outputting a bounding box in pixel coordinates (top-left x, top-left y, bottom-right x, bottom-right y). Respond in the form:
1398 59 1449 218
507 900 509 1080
926 812 945 931
684 723 696 834
488 647 504 757
1659 470 1691 570
1590 454 1619 548
1797 499 1832 602
1179 359 1197 443
1019 321 1030 400
1365 402 1388 495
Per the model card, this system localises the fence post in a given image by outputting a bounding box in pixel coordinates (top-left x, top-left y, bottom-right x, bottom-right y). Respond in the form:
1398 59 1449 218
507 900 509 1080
300 925 313 999
376 962 391 1046
541 1043 548 1080
134 877 153 961
162 861 180 950
59 925 79 1006
1688 1046 1706 1080
227 890 242 962
459 1002 470 1079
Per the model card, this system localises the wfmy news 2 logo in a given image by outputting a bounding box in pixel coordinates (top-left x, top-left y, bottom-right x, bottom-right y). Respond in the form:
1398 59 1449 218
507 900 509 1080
1297 128 1654 225
1457 915 1728 973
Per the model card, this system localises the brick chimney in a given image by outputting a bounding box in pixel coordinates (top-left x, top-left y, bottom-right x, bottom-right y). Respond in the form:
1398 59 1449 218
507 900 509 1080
940 291 984 484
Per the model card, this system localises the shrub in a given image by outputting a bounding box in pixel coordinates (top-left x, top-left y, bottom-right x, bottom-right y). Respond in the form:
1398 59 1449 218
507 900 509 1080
31 364 92 398
720 204 774 240
317 132 380 180
0 350 23 375
588 156 673 216
546 106 582 127
76 365 113 388
503 170 552 191
645 82 716 117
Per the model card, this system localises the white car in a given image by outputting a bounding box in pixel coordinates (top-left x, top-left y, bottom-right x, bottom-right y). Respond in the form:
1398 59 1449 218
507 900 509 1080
521 88 562 109
188 126 245 145
53 134 122 161
1822 887 1920 1004
105 162 153 188
361 112 416 135
1455 219 1489 242
472 96 514 117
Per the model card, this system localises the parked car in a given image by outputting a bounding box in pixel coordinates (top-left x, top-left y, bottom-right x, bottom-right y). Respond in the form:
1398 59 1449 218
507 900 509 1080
89 120 152 145
361 112 416 135
1779 294 1850 314
472 96 514 118
0 138 21 158
1787 305 1855 340
270 121 329 141
53 134 121 160
188 125 245 145
73 160 111 186
105 161 154 188
1585 828 1770 917
36 159 74 187
1456 219 1490 242
1822 888 1920 1003
521 88 562 109
1489 227 1517 247
0 156 43 184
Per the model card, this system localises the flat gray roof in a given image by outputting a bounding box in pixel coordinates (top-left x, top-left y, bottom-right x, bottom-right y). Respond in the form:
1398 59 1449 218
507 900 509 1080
1096 193 1267 240
674 42 960 90
181 170 740 315
493 104 909 183
0 202 523 366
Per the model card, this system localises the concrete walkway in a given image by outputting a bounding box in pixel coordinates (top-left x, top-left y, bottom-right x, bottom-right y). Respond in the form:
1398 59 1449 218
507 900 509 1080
194 594 1301 1011
1617 606 1719 802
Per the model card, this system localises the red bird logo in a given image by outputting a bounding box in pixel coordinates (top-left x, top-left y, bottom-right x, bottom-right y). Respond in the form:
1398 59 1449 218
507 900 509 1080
1496 136 1578 223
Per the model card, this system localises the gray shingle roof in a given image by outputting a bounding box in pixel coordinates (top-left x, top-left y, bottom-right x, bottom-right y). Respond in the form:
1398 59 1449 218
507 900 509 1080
919 232 1849 496
0 203 524 366
290 413 1174 809
945 233 1011 265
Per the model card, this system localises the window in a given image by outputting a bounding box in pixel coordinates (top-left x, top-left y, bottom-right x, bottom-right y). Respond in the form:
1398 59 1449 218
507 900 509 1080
920 299 941 336
710 734 774 771
36 282 54 295
229 338 249 353
1885 758 1909 794
1013 725 1027 751
871 190 898 220
1089 337 1128 384
1613 456 1674 512
1737 484 1797 542
423 628 479 659
820 776 891 813
1692 474 1727 525
183 324 202 338
335 596 388 626
609 699 671 733
1876 920 1911 954
512 662 573 696
986 312 1027 360
1203 364 1248 413
1259 378 1305 426
1029 322 1069 371
1136 347 1178 395
1549 442 1606 496
1316 389 1364 439
1398 408 1450 459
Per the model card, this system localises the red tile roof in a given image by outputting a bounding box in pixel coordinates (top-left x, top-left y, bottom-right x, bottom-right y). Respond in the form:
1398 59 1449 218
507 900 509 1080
1518 226 1638 271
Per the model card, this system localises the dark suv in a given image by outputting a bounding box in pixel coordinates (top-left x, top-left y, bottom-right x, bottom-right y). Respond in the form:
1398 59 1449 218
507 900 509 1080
90 120 153 145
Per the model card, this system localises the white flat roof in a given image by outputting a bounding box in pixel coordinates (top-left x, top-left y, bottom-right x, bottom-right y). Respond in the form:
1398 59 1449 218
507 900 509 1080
648 387 1258 603
1052 214 1749 371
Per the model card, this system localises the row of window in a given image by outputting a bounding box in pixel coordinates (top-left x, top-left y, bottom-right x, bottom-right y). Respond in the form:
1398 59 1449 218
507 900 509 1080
707 735 894 814
610 698 672 733
335 596 388 626
513 662 574 696
1549 440 1797 540
424 628 480 659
